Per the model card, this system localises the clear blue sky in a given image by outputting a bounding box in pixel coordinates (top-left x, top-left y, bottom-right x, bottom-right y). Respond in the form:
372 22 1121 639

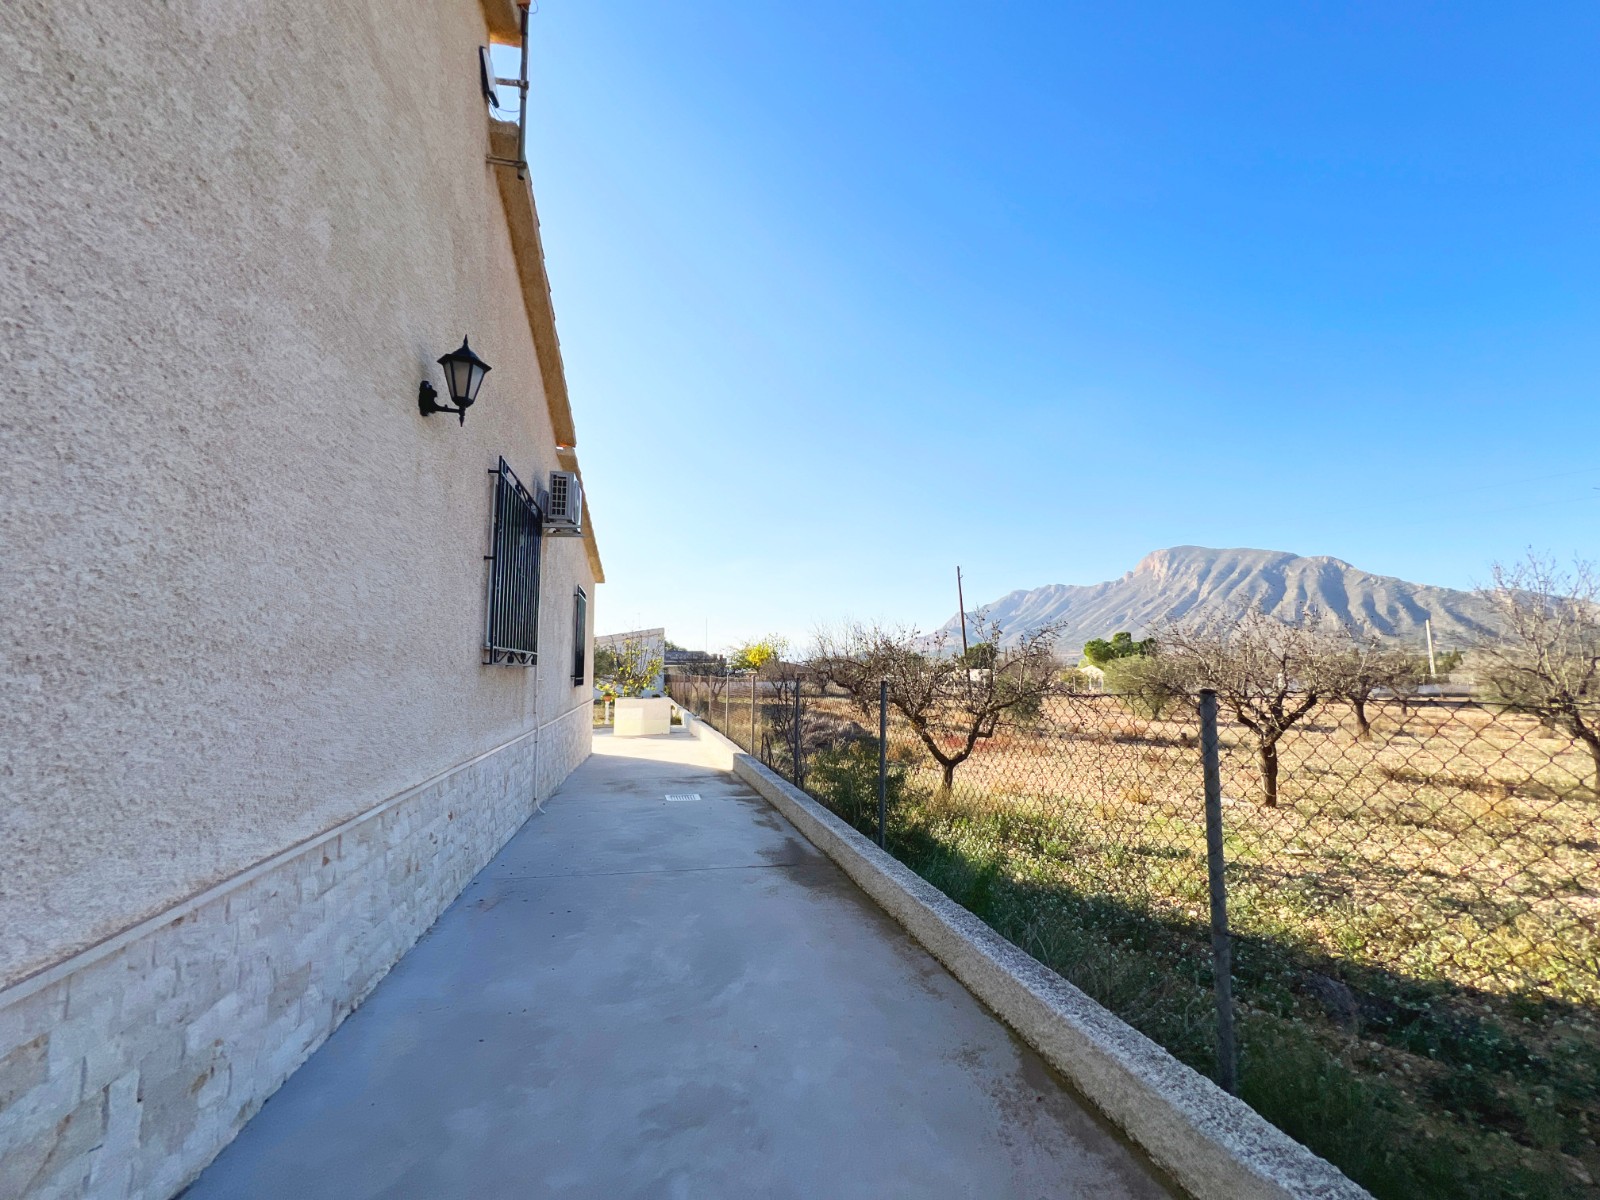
504 2 1600 651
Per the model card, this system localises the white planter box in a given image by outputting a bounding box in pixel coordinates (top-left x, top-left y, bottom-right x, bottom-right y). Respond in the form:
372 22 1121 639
613 697 672 737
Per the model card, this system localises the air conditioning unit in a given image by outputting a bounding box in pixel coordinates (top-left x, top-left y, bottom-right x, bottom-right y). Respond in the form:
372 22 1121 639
545 469 583 536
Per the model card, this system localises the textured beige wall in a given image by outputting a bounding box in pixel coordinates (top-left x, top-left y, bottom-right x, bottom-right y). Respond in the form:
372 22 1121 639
0 0 597 987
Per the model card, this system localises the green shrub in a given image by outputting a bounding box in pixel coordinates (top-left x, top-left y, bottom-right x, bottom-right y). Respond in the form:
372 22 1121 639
1101 655 1176 719
1083 631 1155 665
808 739 915 834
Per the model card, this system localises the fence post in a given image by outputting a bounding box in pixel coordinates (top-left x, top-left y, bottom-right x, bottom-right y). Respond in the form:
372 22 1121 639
750 672 757 752
1199 688 1239 1095
792 683 803 786
877 680 888 848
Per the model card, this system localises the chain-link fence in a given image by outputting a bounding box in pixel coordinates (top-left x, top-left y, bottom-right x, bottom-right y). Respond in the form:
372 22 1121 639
667 670 1599 1199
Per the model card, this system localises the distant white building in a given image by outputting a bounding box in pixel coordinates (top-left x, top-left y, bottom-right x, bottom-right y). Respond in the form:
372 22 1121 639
1071 665 1107 692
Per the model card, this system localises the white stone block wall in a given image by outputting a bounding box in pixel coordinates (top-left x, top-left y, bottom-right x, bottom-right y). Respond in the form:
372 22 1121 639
535 701 594 801
0 710 590 1200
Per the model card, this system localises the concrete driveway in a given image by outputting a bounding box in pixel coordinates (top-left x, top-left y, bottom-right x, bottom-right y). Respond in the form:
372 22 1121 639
185 731 1174 1199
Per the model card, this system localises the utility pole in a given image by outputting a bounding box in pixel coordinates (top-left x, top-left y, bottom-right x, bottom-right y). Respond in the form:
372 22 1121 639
1424 618 1438 682
956 565 970 659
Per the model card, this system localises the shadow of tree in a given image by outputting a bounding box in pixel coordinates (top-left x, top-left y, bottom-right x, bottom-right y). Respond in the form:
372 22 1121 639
803 747 1595 1200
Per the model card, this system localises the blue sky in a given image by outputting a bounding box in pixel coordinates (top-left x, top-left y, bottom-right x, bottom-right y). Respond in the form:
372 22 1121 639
501 2 1600 651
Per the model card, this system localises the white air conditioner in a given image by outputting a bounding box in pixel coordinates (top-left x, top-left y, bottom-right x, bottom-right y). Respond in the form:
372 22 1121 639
545 470 583 536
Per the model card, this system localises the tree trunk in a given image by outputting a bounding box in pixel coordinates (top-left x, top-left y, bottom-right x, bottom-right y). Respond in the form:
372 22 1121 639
913 726 964 799
1259 740 1280 808
1351 697 1371 740
1582 730 1600 796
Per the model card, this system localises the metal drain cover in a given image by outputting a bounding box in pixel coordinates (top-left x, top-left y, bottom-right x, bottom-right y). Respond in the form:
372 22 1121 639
664 793 702 803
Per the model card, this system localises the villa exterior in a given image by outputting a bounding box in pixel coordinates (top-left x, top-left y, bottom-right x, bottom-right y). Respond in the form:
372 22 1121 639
0 2 600 1195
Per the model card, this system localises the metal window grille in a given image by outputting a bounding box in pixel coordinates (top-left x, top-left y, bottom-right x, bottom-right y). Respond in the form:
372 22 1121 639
572 586 588 685
550 470 574 518
483 457 543 666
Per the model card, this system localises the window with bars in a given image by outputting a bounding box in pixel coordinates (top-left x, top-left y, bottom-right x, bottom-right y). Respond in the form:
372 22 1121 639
572 587 588 686
483 457 543 667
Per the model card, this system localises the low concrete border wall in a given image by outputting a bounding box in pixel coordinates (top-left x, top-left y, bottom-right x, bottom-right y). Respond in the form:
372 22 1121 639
679 708 1368 1200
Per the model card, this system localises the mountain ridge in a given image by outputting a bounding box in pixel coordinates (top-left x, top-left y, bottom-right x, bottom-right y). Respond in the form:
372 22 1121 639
940 546 1500 653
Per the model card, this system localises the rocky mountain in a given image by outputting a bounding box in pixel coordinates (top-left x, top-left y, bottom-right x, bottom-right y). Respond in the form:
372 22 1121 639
939 546 1501 654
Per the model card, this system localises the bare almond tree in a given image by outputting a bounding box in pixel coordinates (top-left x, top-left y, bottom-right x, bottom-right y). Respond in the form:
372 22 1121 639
812 618 1059 791
1326 633 1428 739
1474 554 1600 791
699 667 729 712
1153 608 1345 807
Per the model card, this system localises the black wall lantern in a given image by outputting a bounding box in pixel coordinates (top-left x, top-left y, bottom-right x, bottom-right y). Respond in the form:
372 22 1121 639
419 336 492 426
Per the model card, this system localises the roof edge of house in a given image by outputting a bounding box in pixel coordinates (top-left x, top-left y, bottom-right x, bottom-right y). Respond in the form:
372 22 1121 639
481 0 523 43
487 118 604 584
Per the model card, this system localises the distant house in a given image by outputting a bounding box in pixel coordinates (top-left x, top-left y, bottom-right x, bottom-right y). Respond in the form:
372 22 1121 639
665 648 727 672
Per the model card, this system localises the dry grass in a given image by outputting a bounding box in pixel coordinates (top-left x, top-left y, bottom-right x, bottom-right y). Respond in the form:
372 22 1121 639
832 693 1600 1009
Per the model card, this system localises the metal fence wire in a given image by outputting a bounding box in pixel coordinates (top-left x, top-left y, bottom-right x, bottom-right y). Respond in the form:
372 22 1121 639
666 671 1600 1198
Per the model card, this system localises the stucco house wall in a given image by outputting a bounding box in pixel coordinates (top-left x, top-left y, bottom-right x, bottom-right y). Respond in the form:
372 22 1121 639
0 0 599 1194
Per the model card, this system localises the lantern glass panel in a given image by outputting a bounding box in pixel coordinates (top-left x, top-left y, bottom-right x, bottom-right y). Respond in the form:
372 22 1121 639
446 356 470 404
464 360 487 403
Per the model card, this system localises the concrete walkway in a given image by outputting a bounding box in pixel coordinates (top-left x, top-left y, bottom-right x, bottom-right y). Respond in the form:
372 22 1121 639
186 731 1174 1199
